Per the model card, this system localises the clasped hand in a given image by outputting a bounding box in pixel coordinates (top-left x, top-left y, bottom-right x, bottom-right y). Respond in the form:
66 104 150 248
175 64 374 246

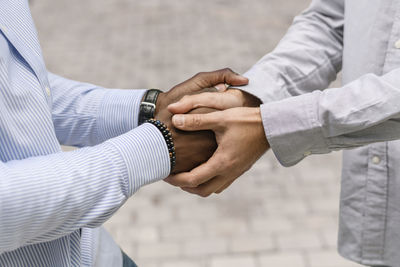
158 69 270 197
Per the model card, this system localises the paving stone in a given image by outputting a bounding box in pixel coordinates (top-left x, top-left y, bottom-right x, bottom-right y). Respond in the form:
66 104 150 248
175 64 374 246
161 222 204 241
250 217 294 234
132 207 175 225
204 218 248 237
259 252 306 267
114 225 159 243
162 260 205 267
308 251 364 267
320 230 339 249
309 198 340 215
277 232 323 250
209 255 257 267
264 200 310 216
137 242 181 259
183 238 228 257
177 204 220 222
230 235 275 253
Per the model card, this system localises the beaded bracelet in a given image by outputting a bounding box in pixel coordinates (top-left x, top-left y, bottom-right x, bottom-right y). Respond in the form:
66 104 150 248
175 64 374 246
146 118 176 171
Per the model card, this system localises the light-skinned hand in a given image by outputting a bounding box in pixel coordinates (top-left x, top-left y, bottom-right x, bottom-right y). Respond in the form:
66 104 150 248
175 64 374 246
164 107 270 197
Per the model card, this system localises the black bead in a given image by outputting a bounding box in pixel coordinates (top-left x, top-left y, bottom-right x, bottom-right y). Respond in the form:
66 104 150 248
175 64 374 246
146 118 175 170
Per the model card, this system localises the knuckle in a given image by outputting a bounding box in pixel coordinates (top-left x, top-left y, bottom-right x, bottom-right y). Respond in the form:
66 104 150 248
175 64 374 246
220 155 235 170
223 67 233 73
215 95 224 108
190 114 202 128
195 72 205 78
187 176 200 188
181 95 190 102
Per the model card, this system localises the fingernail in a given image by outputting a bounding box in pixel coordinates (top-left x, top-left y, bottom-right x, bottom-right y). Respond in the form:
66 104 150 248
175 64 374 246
173 115 184 126
214 84 226 91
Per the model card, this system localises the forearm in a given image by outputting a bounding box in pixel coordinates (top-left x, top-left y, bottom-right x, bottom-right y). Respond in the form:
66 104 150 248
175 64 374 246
263 68 400 166
0 124 169 253
49 73 145 147
239 0 344 103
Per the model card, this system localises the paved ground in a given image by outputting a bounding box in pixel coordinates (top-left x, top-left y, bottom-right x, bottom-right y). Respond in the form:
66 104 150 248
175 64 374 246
31 0 362 266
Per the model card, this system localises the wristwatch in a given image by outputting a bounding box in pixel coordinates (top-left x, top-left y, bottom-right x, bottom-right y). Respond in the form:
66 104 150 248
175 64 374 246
139 89 162 125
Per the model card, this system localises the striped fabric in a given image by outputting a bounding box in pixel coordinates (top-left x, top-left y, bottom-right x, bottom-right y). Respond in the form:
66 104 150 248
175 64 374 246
0 0 170 266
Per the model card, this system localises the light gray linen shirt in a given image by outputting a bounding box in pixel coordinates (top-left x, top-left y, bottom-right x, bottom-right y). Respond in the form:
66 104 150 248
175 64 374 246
240 0 400 266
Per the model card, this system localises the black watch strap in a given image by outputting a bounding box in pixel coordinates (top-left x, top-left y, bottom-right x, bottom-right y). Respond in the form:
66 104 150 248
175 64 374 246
139 89 162 125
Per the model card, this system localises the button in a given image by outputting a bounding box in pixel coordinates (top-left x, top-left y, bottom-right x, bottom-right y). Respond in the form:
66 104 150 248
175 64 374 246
372 156 381 164
395 40 400 49
304 151 311 156
45 86 51 96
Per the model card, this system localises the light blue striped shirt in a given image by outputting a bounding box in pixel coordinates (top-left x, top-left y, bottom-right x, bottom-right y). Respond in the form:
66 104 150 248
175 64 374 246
0 0 170 266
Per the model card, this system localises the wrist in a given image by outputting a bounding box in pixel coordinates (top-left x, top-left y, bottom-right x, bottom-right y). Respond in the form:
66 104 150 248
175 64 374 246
154 92 166 118
235 107 270 148
138 89 163 125
227 89 262 107
146 118 176 171
106 124 171 195
237 107 264 124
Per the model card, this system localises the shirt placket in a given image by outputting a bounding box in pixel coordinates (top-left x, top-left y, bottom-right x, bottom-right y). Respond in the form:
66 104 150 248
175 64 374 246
361 143 388 262
360 4 400 263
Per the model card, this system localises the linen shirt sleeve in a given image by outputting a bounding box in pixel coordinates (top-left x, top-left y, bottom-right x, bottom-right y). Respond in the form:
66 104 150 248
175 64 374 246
238 0 344 103
0 123 170 253
263 69 400 167
48 72 147 147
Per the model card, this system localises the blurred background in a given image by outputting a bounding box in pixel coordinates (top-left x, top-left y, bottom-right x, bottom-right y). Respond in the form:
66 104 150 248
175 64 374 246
30 0 362 266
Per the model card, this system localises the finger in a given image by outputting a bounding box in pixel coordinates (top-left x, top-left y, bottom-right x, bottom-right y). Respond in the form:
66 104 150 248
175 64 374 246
194 68 249 89
172 112 222 131
214 83 228 91
164 152 224 187
168 92 234 114
181 175 228 197
215 179 235 194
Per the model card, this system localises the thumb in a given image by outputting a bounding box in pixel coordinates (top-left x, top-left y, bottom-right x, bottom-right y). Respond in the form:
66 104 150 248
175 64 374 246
172 112 221 131
168 92 215 114
194 68 249 89
168 92 241 114
222 70 249 87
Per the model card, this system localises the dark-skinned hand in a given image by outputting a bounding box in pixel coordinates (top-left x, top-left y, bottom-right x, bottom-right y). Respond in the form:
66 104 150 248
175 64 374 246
154 68 249 173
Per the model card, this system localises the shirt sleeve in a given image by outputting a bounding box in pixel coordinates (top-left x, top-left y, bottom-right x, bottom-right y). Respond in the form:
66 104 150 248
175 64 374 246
48 72 147 147
0 123 170 253
262 69 400 167
238 0 344 103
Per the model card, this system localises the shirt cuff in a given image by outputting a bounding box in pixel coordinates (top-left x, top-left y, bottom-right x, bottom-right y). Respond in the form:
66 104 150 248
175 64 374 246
97 89 146 142
236 66 290 104
105 123 170 196
261 91 330 167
